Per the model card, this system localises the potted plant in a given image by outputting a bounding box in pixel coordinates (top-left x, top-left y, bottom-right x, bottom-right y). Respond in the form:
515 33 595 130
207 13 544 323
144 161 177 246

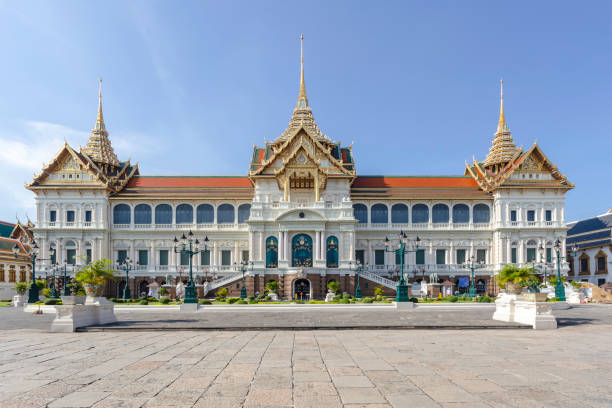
265 280 279 301
61 280 87 305
158 286 168 297
13 282 28 306
496 265 544 299
75 259 117 301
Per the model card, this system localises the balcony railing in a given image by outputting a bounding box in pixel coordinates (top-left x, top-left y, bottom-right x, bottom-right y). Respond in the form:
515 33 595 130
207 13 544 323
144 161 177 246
111 223 249 231
356 222 491 231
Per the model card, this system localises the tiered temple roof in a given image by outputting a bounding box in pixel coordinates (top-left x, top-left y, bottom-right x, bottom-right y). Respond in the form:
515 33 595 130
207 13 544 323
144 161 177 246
81 79 120 167
483 80 518 169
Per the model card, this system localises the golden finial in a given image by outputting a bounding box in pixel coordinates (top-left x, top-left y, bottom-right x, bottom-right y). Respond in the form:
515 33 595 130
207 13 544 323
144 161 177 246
497 78 506 133
297 34 308 108
97 78 104 122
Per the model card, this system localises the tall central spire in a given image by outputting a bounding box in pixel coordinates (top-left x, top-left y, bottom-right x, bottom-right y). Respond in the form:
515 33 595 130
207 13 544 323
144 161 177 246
81 78 119 167
484 79 517 169
297 34 308 108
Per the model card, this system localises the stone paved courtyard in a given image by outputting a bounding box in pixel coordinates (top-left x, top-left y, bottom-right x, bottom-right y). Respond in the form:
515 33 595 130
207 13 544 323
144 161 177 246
0 305 611 407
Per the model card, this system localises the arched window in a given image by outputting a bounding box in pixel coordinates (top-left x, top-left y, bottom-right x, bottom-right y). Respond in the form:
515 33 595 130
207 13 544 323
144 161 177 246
217 204 235 224
155 204 172 224
196 204 214 223
238 204 251 224
176 204 193 224
412 204 429 223
432 204 449 223
292 234 313 267
266 237 278 268
453 204 469 223
134 204 152 224
353 204 368 224
113 204 131 225
473 204 490 223
391 204 408 223
371 204 388 224
326 236 339 268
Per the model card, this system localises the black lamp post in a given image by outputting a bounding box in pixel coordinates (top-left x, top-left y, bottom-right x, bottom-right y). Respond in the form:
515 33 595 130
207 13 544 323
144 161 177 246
384 232 420 302
117 256 133 300
464 254 485 297
61 260 70 296
349 259 363 298
173 231 207 304
12 240 42 304
235 259 253 299
552 239 578 301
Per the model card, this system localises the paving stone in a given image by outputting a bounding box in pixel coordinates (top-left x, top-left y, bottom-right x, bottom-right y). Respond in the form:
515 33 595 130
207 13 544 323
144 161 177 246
92 399 148 408
243 388 292 406
338 387 387 404
332 375 374 387
293 382 337 396
387 393 441 408
48 391 111 407
293 370 330 382
193 396 244 407
293 394 342 408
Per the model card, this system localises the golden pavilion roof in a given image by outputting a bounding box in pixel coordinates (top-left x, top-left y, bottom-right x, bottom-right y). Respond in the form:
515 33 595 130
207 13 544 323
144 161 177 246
483 79 517 168
81 79 120 167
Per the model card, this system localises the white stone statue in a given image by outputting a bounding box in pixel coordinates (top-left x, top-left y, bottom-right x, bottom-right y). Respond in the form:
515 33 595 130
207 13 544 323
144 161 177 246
325 290 336 303
176 282 185 299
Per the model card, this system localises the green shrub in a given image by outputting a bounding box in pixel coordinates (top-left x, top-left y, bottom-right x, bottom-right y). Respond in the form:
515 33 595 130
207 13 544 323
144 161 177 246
333 294 342 301
327 280 339 294
265 295 271 301
44 298 60 305
248 299 258 304
228 297 240 304
214 296 225 302
160 297 171 304
338 298 350 304
109 297 117 303
294 300 305 304
362 297 374 303
217 287 228 298
342 293 352 300
14 282 28 295
257 294 266 300
547 297 560 302
477 295 492 303
374 286 384 297
409 297 418 303
265 280 279 293
139 300 148 305
247 295 255 301
75 259 117 285
147 297 157 302
158 287 168 296
237 299 248 304
448 295 458 302
41 288 52 298
35 280 46 290
198 299 211 305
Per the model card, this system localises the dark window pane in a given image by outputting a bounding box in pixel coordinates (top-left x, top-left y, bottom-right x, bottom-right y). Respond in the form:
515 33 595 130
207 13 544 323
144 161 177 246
134 204 152 224
218 204 235 224
113 204 131 224
511 248 517 263
527 210 535 222
476 249 486 263
375 250 385 265
138 250 148 266
353 204 368 224
196 204 214 223
527 248 536 262
371 204 388 224
159 250 169 266
453 204 469 223
176 204 193 224
545 210 552 221
391 204 408 223
266 237 278 268
201 250 210 266
510 210 517 222
180 251 190 266
473 204 490 223
86 249 92 264
66 211 75 222
117 250 127 264
597 257 605 271
416 249 425 265
326 236 339 268
50 210 56 222
221 250 232 265
238 204 251 224
412 204 429 223
436 249 446 265
155 204 172 224
85 210 92 222
355 250 365 266
546 248 552 263
432 204 449 223
456 249 466 265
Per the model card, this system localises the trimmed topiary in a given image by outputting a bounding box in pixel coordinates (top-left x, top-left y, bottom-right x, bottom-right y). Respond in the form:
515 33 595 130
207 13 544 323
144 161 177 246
160 297 171 304
448 295 458 302
139 299 148 305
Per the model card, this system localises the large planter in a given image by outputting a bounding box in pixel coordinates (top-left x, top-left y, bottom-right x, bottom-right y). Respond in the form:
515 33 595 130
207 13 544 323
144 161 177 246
60 295 86 305
84 284 103 297
13 294 28 307
506 282 524 295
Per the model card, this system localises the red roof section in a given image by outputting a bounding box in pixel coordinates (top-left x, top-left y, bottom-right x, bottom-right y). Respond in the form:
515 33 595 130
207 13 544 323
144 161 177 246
353 176 480 189
126 176 253 189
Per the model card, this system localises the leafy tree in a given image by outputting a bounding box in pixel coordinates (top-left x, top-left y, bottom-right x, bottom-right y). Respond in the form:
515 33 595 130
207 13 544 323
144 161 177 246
158 287 168 296
14 282 28 295
496 264 538 289
217 287 228 298
374 286 384 297
265 280 279 293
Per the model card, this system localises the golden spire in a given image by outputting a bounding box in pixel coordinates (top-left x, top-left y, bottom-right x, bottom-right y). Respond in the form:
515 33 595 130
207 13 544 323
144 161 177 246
497 78 507 133
297 34 308 108
81 78 119 167
484 79 517 169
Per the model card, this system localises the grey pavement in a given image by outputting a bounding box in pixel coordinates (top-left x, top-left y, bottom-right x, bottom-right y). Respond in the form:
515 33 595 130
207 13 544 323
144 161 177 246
0 320 611 407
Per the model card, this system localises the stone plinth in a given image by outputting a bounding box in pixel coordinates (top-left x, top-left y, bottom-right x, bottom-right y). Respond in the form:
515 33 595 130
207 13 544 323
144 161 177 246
180 303 199 312
492 294 557 329
324 291 335 303
394 301 415 310
51 304 117 333
13 295 27 307
568 292 585 304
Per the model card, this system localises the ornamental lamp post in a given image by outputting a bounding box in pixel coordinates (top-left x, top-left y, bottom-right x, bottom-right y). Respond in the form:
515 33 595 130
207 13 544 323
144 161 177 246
553 239 577 302
49 262 58 299
464 255 485 298
384 232 419 302
173 231 207 304
117 256 133 300
235 259 253 299
61 260 70 296
349 259 363 298
12 240 41 304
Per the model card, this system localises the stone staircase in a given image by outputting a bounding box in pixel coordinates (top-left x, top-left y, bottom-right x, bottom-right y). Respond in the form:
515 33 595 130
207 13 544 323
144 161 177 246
203 273 243 296
359 270 397 291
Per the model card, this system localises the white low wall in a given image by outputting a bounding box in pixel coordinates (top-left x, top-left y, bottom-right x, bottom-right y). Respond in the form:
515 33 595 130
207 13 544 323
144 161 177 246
493 294 558 329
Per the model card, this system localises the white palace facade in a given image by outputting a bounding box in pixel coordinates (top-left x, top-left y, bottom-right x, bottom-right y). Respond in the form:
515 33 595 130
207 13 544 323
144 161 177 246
27 45 574 299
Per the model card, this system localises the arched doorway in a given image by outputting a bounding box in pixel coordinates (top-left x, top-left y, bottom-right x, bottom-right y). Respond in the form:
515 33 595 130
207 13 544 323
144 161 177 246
293 279 311 301
476 279 486 295
137 280 149 298
292 234 313 267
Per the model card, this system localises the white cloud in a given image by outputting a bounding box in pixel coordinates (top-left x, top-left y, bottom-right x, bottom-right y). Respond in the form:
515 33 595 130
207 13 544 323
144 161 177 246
0 120 88 222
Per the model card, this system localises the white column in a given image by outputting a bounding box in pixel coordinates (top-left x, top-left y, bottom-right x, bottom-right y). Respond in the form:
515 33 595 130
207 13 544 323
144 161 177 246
259 232 264 261
234 241 239 263
278 232 284 261
284 232 289 261
449 242 455 265
506 237 511 264
349 232 354 261
315 232 320 261
519 240 525 264
366 241 372 266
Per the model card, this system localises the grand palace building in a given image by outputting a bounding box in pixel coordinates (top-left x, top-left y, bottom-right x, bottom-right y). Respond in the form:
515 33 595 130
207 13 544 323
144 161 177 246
26 42 574 299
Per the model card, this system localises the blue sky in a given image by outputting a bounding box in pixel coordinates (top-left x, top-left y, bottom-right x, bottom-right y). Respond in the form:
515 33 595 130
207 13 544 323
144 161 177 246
0 1 610 222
